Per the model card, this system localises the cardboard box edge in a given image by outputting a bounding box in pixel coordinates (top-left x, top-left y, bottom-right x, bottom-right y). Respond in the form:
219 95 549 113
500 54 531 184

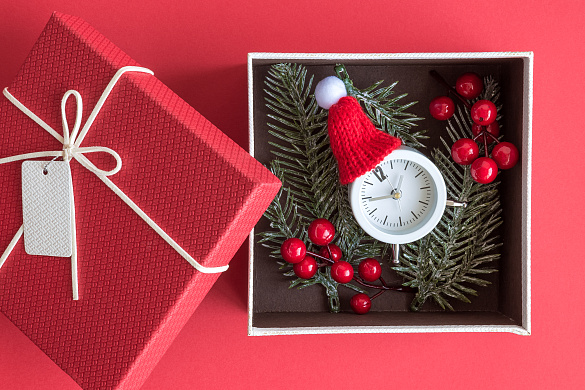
249 324 530 336
247 52 533 336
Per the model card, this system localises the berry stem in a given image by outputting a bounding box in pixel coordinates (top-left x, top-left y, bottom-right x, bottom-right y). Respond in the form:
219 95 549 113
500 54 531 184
370 290 385 301
326 244 334 260
473 129 500 148
351 274 416 293
306 250 334 263
483 130 489 158
485 131 500 144
473 133 484 142
352 276 385 290
379 276 388 287
429 70 471 109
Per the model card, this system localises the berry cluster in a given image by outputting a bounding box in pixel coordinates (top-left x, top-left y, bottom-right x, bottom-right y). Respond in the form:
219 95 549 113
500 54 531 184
429 71 519 184
280 218 414 314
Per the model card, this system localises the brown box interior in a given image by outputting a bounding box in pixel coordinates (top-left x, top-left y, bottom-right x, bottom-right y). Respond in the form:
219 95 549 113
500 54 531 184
251 56 526 330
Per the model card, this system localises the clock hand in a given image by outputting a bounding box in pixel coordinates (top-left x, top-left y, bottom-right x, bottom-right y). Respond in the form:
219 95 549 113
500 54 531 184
384 176 396 191
395 175 405 212
368 191 403 210
368 194 396 202
384 176 402 212
396 175 404 192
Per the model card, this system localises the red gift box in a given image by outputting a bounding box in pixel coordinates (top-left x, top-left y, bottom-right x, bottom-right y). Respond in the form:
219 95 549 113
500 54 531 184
0 12 280 389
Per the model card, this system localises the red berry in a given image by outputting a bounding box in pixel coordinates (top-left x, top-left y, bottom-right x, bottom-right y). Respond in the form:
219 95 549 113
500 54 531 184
319 244 342 262
472 121 500 139
429 96 455 120
331 261 354 284
308 218 335 246
455 72 483 99
492 142 519 170
470 157 498 184
280 238 307 264
451 138 479 165
470 100 497 125
293 256 317 279
350 293 371 314
358 258 382 282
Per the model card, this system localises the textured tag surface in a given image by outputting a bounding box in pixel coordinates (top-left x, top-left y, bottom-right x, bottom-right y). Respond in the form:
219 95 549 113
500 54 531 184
22 161 73 257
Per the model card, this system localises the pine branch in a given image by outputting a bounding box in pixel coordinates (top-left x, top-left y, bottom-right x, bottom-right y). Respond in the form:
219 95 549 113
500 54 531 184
396 77 503 311
258 63 424 312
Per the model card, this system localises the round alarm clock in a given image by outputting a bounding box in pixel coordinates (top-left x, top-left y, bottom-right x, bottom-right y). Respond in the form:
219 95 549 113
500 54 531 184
349 146 447 248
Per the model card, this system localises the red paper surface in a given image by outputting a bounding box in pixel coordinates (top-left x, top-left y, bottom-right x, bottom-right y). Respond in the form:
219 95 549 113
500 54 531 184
0 12 279 390
0 1 584 390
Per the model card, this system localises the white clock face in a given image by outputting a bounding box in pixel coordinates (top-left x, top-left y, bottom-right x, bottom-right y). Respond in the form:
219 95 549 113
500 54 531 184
349 147 447 244
360 158 433 232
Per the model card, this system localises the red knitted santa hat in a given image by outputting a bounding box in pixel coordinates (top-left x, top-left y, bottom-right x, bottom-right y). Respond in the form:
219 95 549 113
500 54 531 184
316 76 402 185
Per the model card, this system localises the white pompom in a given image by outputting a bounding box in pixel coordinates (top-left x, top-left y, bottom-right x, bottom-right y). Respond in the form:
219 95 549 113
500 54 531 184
315 76 347 110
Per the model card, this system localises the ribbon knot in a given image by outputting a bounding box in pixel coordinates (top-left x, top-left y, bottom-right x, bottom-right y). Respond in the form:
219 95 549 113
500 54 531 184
0 86 123 177
62 144 74 160
0 65 229 301
57 89 123 176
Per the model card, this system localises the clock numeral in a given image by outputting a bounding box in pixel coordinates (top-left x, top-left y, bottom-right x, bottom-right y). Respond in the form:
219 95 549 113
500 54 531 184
372 166 387 182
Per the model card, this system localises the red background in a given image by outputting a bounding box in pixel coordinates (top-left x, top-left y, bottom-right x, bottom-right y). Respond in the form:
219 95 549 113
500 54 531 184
0 1 582 389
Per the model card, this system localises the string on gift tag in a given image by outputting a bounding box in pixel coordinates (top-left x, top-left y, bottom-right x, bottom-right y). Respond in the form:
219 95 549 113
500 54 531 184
0 66 229 300
43 155 61 175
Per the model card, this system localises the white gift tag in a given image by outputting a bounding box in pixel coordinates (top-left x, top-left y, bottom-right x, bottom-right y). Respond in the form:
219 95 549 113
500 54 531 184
22 161 73 257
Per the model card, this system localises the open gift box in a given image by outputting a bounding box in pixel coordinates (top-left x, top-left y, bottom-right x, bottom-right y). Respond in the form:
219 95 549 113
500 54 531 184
0 13 280 389
248 52 532 336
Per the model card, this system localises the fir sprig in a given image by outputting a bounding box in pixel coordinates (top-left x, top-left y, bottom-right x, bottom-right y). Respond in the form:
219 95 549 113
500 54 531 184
395 77 502 311
258 63 426 312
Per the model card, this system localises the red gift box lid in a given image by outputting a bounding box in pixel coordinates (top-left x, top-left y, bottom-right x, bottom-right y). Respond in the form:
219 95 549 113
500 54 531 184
0 12 280 389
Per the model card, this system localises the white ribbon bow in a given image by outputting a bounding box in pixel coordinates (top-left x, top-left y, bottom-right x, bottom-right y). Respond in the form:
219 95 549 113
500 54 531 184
0 66 228 300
